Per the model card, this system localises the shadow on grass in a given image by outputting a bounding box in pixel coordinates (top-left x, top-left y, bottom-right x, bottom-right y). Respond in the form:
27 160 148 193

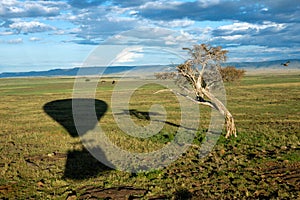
119 109 197 130
43 98 113 179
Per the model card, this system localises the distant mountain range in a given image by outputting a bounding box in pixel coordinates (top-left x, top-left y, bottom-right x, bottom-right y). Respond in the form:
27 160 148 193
0 66 136 78
225 59 300 69
0 59 299 78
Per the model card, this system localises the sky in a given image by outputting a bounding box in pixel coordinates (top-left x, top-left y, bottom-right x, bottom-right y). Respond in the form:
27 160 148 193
0 0 299 72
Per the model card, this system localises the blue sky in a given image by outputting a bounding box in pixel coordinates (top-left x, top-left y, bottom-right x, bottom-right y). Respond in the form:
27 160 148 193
0 0 299 72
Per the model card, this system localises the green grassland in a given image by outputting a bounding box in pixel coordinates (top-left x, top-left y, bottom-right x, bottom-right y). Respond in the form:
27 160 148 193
0 74 299 199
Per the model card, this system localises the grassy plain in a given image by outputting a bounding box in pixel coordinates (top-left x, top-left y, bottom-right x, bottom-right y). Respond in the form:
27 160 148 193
0 73 299 199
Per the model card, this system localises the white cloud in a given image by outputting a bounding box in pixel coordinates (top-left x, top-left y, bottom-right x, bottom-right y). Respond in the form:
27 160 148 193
9 21 56 33
0 31 14 36
125 26 174 38
64 6 141 43
198 0 220 8
129 10 138 15
226 45 300 62
29 37 41 42
114 46 144 64
155 18 195 28
0 0 66 18
53 30 66 35
8 38 23 44
220 35 244 41
217 21 286 34
0 0 299 65
0 0 17 6
164 30 196 46
140 1 182 10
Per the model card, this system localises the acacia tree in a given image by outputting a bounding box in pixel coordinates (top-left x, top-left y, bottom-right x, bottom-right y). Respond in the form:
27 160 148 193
179 44 236 138
158 44 237 138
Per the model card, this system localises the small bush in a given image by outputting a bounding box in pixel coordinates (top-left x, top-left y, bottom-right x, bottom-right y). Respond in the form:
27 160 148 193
219 66 245 82
154 72 177 80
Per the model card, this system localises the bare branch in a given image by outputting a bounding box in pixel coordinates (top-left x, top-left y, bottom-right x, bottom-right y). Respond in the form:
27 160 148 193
154 44 237 138
154 88 216 109
178 44 237 138
154 89 172 94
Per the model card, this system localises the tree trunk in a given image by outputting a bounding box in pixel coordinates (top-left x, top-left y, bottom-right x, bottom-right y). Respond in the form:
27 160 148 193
201 88 237 138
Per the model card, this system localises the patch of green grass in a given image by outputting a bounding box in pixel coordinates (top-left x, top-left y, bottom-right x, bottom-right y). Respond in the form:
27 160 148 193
0 74 299 199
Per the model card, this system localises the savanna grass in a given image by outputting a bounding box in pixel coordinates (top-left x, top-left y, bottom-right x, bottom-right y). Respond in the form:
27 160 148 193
0 74 299 199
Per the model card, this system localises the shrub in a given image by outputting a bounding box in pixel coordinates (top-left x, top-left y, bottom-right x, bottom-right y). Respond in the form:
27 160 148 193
219 66 245 82
154 72 177 80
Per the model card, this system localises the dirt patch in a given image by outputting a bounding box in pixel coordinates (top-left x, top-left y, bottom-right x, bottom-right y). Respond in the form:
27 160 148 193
259 161 300 189
78 186 148 200
0 185 14 195
24 152 67 167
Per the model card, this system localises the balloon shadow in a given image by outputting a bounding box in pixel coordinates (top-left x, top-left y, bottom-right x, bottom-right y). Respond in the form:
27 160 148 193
43 98 113 179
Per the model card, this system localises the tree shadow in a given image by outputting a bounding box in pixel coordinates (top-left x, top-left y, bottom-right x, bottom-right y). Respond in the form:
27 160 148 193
43 98 113 179
122 109 162 121
119 109 196 130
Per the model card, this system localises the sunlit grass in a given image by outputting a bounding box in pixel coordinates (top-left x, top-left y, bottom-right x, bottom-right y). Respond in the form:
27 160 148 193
0 73 299 199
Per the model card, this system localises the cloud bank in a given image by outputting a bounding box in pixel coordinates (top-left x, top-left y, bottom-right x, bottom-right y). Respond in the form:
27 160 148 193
0 0 299 71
